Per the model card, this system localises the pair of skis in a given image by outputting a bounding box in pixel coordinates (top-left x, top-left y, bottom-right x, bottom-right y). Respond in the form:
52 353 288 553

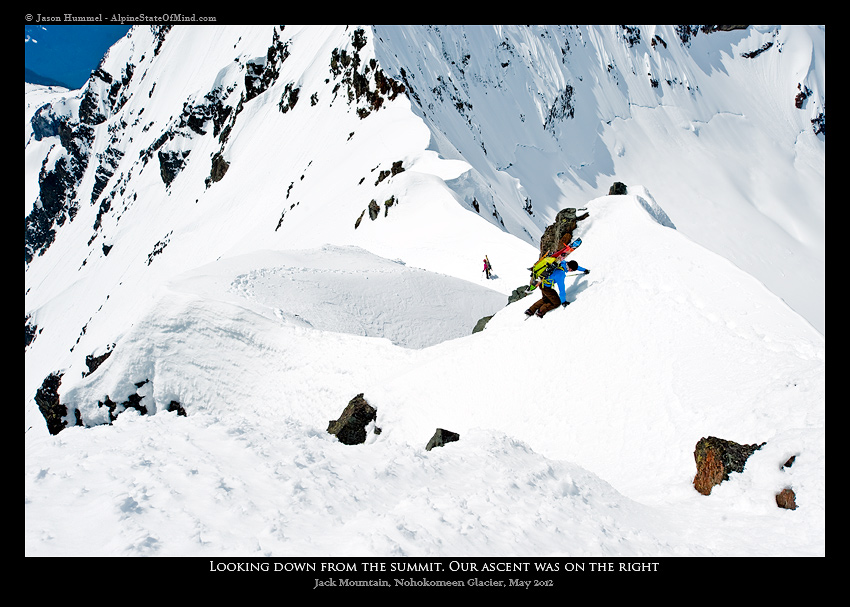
548 237 582 259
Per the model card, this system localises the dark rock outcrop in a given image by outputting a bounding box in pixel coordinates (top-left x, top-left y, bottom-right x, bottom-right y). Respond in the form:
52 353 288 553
83 345 115 377
25 118 95 264
508 285 532 305
245 29 290 103
34 370 185 434
375 161 405 186
209 152 229 183
472 316 493 334
327 393 379 445
425 428 460 451
34 372 65 435
158 149 190 186
539 206 589 257
693 436 765 495
96 379 185 421
330 28 405 120
26 315 40 349
368 199 380 220
354 209 366 229
30 103 61 140
34 372 81 435
543 84 575 134
608 181 628 196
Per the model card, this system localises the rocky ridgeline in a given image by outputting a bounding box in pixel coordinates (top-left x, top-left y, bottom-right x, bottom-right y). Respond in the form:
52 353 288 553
26 108 94 264
25 26 173 266
26 25 413 354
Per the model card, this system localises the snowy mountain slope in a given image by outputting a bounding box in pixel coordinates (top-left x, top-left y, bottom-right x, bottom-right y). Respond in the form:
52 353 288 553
25 25 824 556
25 194 824 556
371 25 825 333
24 26 542 392
372 195 823 502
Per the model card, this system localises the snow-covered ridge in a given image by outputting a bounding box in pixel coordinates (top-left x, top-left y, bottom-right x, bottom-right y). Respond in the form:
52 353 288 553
26 194 824 556
25 25 824 557
372 25 825 333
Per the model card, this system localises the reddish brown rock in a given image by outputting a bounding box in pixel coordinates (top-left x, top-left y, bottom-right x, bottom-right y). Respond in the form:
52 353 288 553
693 436 765 495
776 488 798 510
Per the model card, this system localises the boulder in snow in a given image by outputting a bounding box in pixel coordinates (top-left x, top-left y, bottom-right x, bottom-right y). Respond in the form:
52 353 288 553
508 285 532 305
693 436 765 495
776 488 798 510
209 152 229 184
608 181 628 195
327 393 378 445
34 372 77 435
425 428 460 451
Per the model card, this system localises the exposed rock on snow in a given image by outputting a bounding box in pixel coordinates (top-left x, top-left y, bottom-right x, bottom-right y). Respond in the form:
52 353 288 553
693 436 766 495
425 428 460 451
539 206 590 257
34 372 74 435
472 315 493 333
327 393 379 445
776 487 797 510
608 182 628 196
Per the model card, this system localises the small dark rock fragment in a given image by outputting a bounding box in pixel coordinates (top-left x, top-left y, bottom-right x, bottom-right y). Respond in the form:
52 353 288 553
426 428 460 451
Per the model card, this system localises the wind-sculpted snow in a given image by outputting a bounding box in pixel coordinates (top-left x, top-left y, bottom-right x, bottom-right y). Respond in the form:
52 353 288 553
175 245 506 349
